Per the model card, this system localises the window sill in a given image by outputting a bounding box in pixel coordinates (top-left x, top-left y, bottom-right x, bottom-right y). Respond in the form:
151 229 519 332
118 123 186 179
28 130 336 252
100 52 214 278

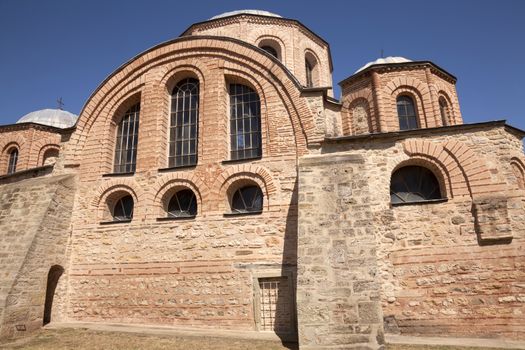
222 156 262 165
100 219 132 225
156 215 196 221
223 210 263 217
391 198 448 207
102 172 135 177
158 165 197 172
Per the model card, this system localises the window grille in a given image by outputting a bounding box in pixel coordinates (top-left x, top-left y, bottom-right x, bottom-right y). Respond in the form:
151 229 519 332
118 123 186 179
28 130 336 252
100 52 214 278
113 195 134 221
168 189 197 217
390 166 442 204
231 185 263 213
229 84 261 160
169 78 199 167
7 148 18 174
114 103 140 173
396 95 419 130
258 277 293 332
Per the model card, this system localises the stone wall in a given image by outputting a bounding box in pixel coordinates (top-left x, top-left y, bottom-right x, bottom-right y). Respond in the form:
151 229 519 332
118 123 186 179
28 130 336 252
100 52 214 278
0 174 75 338
297 154 385 349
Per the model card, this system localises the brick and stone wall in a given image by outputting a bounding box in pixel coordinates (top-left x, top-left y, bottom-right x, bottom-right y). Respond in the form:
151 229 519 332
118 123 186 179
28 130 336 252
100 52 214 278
0 175 75 338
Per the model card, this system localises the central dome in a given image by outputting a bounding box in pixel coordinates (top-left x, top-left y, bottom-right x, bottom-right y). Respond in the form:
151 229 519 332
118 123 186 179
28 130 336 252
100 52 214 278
355 56 412 73
17 109 78 128
210 10 282 20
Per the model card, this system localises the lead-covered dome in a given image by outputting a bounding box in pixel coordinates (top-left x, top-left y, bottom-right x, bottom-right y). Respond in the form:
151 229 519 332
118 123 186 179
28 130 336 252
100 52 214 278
210 10 282 20
355 56 412 73
17 109 77 128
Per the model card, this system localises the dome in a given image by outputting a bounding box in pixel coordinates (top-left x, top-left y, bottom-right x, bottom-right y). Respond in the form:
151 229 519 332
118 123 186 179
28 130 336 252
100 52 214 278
355 56 412 74
210 10 282 20
17 109 77 128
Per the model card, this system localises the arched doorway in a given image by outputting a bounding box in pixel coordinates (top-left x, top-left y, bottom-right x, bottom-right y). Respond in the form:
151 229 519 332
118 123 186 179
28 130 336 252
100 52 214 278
43 265 64 325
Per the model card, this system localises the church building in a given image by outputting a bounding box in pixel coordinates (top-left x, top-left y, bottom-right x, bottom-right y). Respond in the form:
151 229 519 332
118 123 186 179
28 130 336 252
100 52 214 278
0 10 524 350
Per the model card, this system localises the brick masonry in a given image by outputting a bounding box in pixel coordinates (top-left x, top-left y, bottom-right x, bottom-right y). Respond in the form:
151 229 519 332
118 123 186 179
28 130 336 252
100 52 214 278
0 11 524 350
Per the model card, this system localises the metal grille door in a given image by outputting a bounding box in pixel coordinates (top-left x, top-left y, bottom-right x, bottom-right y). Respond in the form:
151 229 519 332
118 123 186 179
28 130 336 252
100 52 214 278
258 277 293 332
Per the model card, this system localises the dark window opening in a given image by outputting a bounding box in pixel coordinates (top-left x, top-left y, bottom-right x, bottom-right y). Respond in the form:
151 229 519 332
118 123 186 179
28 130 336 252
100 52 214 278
114 103 140 173
390 166 443 204
229 84 262 160
43 265 64 325
439 97 449 126
231 185 263 213
168 189 197 217
169 78 199 167
305 59 314 88
113 195 134 221
7 148 18 174
260 45 278 58
396 95 419 130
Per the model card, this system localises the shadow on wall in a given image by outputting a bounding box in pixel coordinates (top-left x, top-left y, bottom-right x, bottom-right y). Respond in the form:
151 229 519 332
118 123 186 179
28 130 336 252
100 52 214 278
43 265 64 326
276 178 299 347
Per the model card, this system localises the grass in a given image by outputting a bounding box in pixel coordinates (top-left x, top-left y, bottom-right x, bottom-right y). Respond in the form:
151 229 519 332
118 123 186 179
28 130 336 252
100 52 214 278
0 328 510 350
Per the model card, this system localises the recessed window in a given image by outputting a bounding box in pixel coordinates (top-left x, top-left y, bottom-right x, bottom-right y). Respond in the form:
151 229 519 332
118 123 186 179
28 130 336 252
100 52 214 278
258 39 281 61
396 95 418 130
229 84 261 161
167 189 197 217
439 96 449 126
114 103 140 173
390 166 442 204
169 78 199 167
7 148 18 174
305 59 314 88
113 195 134 221
42 148 59 166
231 185 263 213
260 45 278 58
304 52 318 88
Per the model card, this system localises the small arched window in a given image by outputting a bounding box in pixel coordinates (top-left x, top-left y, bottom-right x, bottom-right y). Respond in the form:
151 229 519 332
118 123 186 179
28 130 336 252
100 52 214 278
390 166 443 204
7 148 18 174
439 96 449 126
231 185 263 213
229 84 261 160
113 195 134 221
168 189 197 218
170 78 199 167
114 103 140 173
396 96 419 130
260 45 278 58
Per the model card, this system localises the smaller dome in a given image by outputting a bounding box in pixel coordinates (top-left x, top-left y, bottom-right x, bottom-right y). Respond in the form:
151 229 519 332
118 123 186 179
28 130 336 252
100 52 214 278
210 10 282 20
17 109 77 128
355 56 412 74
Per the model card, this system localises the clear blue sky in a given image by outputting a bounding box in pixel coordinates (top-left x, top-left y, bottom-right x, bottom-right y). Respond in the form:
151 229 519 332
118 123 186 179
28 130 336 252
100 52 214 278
1 0 524 131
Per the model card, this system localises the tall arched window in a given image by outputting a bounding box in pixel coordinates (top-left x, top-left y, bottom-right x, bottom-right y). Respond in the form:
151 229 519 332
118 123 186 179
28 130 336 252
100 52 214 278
169 78 199 167
390 166 443 204
114 103 140 173
396 96 418 130
7 148 18 174
229 84 261 160
439 96 449 126
305 59 314 88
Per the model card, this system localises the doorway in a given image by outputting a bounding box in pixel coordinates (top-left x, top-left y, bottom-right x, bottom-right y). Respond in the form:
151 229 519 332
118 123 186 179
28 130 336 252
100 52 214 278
43 265 64 325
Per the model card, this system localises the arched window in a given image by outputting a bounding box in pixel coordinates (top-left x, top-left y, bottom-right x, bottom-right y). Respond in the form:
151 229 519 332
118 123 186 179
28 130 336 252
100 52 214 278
229 84 261 160
7 148 18 174
260 45 278 58
231 185 263 213
114 103 140 173
305 59 314 88
42 148 59 166
390 166 443 204
167 189 197 217
396 96 418 130
113 195 134 221
170 78 199 167
439 96 449 126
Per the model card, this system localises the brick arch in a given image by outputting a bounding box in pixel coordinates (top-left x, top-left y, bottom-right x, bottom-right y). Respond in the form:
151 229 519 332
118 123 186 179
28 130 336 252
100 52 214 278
213 164 278 212
0 136 26 174
430 81 461 124
69 36 316 168
392 86 428 129
345 97 372 136
437 91 454 125
91 178 145 221
510 157 525 190
37 144 60 166
253 34 287 62
403 139 497 198
341 89 375 135
152 172 208 218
